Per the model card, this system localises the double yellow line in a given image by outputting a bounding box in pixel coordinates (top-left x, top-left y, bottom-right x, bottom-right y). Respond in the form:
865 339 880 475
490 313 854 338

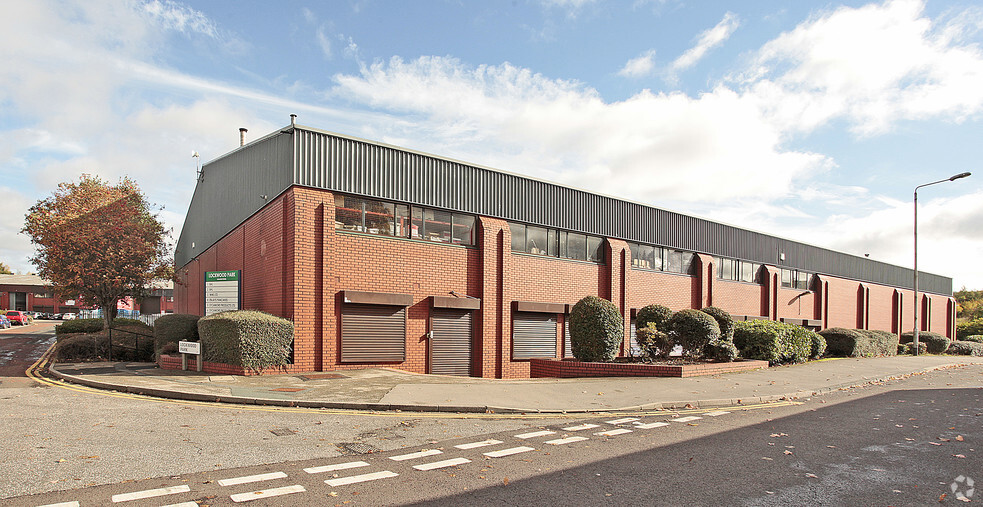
26 344 799 419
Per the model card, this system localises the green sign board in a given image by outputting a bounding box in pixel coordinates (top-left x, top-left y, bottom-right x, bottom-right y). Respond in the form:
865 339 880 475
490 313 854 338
205 271 240 282
205 270 241 315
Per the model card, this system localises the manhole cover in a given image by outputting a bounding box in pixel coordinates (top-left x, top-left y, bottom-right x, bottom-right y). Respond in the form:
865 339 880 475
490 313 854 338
337 442 379 455
270 388 306 392
270 428 297 436
297 373 347 381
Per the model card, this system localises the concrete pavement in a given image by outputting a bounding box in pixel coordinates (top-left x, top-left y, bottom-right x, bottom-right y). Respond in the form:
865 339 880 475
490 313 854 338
46 354 983 413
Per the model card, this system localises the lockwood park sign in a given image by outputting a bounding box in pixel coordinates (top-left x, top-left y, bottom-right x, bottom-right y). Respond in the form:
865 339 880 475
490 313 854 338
204 270 240 316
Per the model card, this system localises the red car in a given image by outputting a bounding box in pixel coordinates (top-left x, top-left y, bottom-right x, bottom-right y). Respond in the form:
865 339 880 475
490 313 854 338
5 311 30 326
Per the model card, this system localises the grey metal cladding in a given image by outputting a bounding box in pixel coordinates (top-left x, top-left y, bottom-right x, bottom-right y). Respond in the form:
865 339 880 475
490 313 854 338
174 131 293 267
290 127 951 295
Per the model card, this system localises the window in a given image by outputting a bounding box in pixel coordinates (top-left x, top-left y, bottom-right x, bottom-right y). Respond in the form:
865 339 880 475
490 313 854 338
718 257 761 283
334 194 475 246
510 223 604 263
33 292 54 298
796 270 811 290
631 243 660 270
664 249 694 274
781 268 812 290
781 268 793 288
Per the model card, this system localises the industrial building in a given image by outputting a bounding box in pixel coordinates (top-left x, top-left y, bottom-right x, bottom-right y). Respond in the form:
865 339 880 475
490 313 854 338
173 120 955 378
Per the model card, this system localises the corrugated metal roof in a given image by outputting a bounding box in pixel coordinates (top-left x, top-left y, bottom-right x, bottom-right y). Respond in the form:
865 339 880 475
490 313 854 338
174 124 953 295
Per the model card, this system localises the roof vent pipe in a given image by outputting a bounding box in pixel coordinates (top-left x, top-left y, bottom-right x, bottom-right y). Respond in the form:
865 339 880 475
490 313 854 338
290 114 297 127
239 128 248 147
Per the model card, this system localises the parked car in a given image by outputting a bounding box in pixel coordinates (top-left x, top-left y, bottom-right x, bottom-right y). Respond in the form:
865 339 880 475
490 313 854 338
61 313 77 320
0 315 10 329
5 310 29 326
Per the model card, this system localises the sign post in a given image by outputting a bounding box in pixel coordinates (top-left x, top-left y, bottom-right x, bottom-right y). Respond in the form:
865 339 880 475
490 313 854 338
178 340 202 372
205 270 241 316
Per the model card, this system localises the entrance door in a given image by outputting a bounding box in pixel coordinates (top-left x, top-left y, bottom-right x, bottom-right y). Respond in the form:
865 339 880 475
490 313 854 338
11 292 26 311
431 308 472 376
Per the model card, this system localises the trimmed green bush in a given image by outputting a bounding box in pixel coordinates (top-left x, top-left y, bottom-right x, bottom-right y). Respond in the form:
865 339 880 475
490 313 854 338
569 296 624 363
733 320 812 365
55 318 104 335
957 319 983 340
198 310 295 371
899 331 950 354
669 309 720 356
963 335 983 343
55 334 107 360
820 328 899 357
703 339 739 362
810 333 827 359
112 318 148 329
636 304 673 332
153 314 201 354
700 306 735 341
947 340 983 356
636 323 673 359
899 341 927 355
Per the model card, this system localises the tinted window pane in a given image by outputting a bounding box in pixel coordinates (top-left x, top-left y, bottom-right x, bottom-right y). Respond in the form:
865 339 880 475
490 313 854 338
781 269 792 287
510 223 525 252
666 250 681 273
452 214 475 246
719 258 733 279
741 262 754 282
653 247 664 271
680 252 694 274
547 229 559 257
796 271 810 289
334 195 363 231
364 200 394 236
425 209 452 242
411 207 425 239
587 236 604 263
394 205 410 237
558 231 568 258
566 233 587 260
526 226 549 255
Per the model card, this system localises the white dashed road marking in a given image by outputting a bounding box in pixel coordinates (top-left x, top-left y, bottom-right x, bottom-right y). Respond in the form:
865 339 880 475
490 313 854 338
325 471 399 487
229 484 306 503
515 430 556 439
595 428 632 437
545 436 589 445
390 449 442 461
38 502 81 507
455 439 504 449
161 502 200 507
484 446 536 458
606 417 639 425
413 458 472 471
634 421 670 429
705 410 731 417
671 416 702 423
218 471 288 487
111 485 191 503
562 423 601 431
304 461 370 474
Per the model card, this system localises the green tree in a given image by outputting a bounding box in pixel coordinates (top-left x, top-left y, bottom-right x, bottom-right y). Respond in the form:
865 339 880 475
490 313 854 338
0 262 12 274
23 175 172 330
955 288 983 321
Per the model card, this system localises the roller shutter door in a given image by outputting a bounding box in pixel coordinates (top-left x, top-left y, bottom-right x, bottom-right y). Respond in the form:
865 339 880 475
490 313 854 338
629 319 639 357
431 309 472 376
341 304 406 362
513 312 557 359
564 318 572 358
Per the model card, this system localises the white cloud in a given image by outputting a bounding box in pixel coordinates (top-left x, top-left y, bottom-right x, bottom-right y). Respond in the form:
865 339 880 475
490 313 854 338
315 26 333 58
141 0 219 39
741 0 983 136
618 50 657 78
671 12 740 73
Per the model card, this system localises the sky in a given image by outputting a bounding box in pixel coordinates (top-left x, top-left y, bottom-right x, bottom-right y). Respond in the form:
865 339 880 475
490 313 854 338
1 0 983 290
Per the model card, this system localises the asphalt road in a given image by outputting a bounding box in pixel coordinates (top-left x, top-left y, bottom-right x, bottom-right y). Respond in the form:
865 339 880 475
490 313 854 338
4 327 983 506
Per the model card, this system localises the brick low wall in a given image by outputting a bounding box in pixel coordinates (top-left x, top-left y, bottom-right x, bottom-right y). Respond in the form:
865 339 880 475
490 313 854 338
529 357 769 378
157 354 308 376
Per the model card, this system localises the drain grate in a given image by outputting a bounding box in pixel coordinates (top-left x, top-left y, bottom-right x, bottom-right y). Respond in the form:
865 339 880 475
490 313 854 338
297 373 347 381
337 442 380 455
270 428 297 436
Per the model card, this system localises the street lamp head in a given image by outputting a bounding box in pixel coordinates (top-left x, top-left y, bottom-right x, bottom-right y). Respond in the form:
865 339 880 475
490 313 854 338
949 172 971 181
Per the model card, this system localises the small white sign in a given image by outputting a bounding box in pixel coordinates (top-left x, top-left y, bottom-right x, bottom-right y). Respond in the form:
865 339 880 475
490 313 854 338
178 341 201 355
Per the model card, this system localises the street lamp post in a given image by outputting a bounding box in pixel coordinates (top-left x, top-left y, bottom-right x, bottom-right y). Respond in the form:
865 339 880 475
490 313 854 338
913 172 971 355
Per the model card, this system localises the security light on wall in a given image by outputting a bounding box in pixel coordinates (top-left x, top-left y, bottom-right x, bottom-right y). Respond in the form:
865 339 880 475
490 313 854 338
193 151 202 182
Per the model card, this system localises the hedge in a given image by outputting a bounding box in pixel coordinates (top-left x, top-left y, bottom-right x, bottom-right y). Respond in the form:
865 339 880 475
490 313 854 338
198 310 294 371
957 319 983 340
700 306 735 341
810 333 827 360
54 332 154 361
669 309 720 356
703 339 739 362
733 320 812 365
569 296 624 362
946 340 983 356
899 342 927 355
963 335 983 344
154 314 201 354
636 323 673 360
820 328 899 357
55 318 104 335
899 331 950 354
636 305 673 332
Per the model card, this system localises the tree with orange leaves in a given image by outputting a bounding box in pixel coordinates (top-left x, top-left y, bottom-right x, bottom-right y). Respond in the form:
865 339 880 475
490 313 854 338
23 175 172 330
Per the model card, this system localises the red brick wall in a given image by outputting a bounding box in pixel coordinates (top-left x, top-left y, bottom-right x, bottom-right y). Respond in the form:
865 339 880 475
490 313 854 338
710 279 765 316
